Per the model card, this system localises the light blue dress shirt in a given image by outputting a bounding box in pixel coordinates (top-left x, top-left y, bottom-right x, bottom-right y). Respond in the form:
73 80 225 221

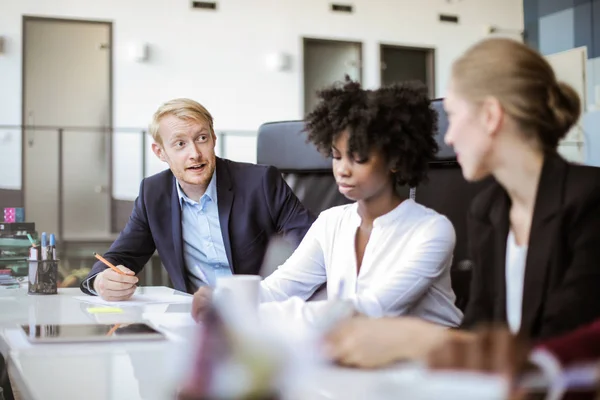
176 173 231 289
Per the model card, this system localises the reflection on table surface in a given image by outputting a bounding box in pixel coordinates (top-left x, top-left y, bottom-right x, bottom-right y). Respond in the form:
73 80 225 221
0 286 191 326
10 345 184 400
1 287 510 400
9 347 510 400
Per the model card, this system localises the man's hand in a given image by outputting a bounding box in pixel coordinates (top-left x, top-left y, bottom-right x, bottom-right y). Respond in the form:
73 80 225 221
191 286 214 322
324 316 446 368
93 265 138 301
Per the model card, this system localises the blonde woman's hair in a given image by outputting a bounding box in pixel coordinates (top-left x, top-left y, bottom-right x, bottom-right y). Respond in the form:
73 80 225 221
149 98 214 144
451 38 581 151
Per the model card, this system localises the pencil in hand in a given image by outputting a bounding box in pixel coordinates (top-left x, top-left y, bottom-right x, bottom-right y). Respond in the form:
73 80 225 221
93 252 126 275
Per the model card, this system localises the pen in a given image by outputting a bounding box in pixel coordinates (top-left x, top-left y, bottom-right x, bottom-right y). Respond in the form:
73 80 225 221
93 252 125 275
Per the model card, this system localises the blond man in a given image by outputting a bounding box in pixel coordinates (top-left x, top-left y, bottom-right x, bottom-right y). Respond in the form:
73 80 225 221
81 98 314 300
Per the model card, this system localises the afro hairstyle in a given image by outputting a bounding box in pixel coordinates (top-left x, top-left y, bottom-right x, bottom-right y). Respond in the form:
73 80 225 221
305 77 439 188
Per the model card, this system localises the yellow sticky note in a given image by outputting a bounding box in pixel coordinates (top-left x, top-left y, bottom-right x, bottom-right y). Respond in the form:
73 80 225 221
87 307 124 314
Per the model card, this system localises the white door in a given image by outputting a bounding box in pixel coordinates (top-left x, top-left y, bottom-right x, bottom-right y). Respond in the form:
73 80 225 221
380 45 435 97
303 39 362 114
24 18 111 241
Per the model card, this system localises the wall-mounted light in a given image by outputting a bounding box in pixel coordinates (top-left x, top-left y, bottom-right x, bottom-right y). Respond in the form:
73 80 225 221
485 25 524 38
129 42 149 62
265 52 291 72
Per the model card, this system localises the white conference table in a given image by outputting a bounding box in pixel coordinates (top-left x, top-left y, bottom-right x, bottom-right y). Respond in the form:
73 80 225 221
0 286 196 400
0 286 508 400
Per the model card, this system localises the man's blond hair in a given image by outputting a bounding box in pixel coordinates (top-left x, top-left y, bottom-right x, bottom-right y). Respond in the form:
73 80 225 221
149 98 214 144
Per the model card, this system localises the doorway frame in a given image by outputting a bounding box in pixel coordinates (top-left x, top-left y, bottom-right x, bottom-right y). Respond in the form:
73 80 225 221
302 37 364 115
21 15 114 239
379 43 436 98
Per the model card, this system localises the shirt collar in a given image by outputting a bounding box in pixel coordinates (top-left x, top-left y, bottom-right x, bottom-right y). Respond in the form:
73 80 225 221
176 170 218 207
351 198 414 228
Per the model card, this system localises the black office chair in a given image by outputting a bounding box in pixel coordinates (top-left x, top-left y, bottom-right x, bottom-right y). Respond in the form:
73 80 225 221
1 353 15 400
257 121 350 299
412 99 490 311
257 120 351 216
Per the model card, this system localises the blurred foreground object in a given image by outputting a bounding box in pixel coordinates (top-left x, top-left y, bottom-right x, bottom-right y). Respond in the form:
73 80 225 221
427 325 600 400
428 326 529 376
177 290 287 399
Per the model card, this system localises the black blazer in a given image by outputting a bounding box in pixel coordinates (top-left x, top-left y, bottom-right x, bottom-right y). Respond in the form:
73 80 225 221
80 157 315 294
461 154 600 340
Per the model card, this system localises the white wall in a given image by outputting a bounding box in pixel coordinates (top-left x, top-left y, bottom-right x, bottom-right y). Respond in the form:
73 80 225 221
0 0 524 199
0 129 21 190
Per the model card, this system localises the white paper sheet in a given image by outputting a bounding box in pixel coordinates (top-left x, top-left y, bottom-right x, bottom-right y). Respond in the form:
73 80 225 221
142 312 200 343
74 293 193 307
142 312 197 329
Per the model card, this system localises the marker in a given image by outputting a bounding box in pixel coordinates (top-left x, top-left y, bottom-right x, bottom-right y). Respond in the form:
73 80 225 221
49 234 56 260
40 233 47 261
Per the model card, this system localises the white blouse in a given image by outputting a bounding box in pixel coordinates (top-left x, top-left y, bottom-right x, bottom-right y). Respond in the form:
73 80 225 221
259 199 463 327
505 230 528 334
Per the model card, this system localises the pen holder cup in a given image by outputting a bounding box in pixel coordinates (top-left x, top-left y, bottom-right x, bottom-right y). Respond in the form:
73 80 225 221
28 259 59 295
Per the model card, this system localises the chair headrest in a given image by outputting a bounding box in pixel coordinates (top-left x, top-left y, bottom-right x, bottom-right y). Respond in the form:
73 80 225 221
257 120 331 171
257 99 456 171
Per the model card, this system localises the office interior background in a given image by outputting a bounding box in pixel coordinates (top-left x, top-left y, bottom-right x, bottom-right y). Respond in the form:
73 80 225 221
0 0 599 288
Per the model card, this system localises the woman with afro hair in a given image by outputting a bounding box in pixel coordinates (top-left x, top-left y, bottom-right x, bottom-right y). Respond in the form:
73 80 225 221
254 77 463 328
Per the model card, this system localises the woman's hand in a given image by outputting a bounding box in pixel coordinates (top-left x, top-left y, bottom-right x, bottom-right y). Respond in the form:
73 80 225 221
324 316 447 368
427 326 529 375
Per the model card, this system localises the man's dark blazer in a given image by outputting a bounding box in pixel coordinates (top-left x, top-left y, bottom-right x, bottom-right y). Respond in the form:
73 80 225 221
80 157 315 294
461 154 600 340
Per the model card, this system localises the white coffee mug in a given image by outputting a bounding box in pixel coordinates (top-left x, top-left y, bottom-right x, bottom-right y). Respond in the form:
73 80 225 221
214 275 261 312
